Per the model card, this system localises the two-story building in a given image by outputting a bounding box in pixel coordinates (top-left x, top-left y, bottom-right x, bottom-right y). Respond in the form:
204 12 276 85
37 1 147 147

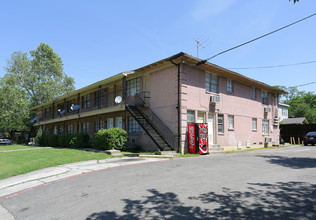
33 52 285 153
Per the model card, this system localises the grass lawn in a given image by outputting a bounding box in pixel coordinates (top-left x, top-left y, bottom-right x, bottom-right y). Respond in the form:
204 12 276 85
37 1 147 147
0 144 38 151
0 146 113 180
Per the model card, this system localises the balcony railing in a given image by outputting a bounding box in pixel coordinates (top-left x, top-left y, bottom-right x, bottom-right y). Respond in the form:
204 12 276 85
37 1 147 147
41 90 123 121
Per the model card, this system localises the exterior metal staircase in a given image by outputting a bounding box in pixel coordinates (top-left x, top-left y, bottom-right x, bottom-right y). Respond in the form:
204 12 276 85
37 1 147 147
125 93 177 151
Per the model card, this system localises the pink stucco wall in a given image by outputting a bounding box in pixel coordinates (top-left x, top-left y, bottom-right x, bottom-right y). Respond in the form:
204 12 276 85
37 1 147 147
181 64 280 151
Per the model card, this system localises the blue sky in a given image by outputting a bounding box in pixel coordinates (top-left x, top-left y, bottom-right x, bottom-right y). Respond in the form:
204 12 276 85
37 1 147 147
0 0 315 93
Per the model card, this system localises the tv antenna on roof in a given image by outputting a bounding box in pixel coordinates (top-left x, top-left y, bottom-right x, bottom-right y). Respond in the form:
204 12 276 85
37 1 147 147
194 36 208 58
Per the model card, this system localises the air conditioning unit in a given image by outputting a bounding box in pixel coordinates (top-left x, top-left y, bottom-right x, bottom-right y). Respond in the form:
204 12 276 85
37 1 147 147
210 95 220 104
264 137 272 143
273 117 279 126
264 107 271 113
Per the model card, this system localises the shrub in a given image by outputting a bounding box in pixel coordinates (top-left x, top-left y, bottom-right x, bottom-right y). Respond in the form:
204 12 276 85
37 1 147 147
69 133 90 148
94 128 128 150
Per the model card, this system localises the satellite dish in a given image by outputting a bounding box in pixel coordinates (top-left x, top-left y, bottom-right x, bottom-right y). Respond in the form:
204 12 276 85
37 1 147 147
115 96 122 104
30 116 37 123
71 104 80 111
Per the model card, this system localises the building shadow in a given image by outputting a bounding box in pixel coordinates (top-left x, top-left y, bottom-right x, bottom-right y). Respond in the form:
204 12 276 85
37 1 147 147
258 155 316 169
86 182 316 220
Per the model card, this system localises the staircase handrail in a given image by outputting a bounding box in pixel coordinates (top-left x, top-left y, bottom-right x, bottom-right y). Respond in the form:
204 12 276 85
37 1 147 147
134 92 177 150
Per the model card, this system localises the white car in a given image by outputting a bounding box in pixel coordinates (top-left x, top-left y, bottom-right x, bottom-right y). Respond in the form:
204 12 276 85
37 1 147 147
0 139 12 145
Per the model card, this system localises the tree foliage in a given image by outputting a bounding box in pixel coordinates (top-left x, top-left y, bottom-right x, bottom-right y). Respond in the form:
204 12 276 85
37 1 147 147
0 76 31 133
278 86 316 123
0 43 75 135
4 43 75 106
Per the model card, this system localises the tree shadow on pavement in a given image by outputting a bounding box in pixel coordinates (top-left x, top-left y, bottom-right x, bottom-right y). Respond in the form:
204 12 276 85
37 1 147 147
258 155 316 169
86 182 316 220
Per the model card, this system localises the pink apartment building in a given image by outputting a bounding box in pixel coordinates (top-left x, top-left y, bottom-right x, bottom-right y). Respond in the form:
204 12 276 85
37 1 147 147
33 52 285 153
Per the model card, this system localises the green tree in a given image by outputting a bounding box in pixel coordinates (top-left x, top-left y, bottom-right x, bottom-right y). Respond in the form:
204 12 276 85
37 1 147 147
0 76 31 137
0 43 75 137
4 43 75 106
278 86 316 123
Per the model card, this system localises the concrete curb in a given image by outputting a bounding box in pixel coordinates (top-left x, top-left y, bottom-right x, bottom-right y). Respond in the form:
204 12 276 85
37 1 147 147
0 157 169 199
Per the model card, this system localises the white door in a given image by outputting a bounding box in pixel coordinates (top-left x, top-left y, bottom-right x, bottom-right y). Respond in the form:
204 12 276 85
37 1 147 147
115 117 122 129
107 118 114 129
208 114 214 145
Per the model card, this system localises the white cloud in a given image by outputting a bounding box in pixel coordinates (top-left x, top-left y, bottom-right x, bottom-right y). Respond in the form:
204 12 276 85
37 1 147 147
191 0 235 21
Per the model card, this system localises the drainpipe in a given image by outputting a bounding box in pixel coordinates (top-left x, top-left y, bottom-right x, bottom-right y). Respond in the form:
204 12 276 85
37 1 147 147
170 59 182 153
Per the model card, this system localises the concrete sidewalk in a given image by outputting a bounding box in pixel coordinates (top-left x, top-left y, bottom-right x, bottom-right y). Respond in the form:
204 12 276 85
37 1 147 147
0 157 168 199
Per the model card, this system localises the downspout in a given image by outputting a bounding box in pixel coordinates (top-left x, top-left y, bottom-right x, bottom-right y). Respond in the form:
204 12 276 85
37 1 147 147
170 59 181 153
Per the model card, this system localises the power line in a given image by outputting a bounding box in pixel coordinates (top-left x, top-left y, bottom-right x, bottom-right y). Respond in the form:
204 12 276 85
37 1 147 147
228 60 316 70
196 12 316 66
288 82 316 89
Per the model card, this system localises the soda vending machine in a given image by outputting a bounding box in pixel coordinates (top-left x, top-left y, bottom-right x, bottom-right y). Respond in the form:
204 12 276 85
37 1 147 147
188 123 209 154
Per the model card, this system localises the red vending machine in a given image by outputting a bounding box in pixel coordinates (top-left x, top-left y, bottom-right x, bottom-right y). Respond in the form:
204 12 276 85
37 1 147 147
188 123 209 154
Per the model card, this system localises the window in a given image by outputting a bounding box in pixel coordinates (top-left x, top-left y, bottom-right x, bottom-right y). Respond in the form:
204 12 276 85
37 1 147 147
94 119 105 132
58 126 64 134
128 117 142 133
67 124 73 134
187 110 195 124
282 108 288 117
205 73 218 93
227 80 234 93
228 115 234 130
197 112 205 123
252 118 257 131
115 117 123 129
218 114 224 133
95 89 105 106
262 91 268 105
262 120 269 135
82 122 90 134
107 118 114 129
53 126 57 135
251 88 257 99
82 94 90 109
66 100 73 112
45 107 51 118
127 77 140 96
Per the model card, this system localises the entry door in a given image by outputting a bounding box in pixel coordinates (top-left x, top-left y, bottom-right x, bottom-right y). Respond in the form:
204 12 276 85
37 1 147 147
208 114 214 145
107 118 114 129
115 117 122 129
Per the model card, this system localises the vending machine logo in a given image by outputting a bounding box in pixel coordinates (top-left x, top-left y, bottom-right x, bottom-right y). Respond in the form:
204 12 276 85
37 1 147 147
188 124 196 154
198 123 208 154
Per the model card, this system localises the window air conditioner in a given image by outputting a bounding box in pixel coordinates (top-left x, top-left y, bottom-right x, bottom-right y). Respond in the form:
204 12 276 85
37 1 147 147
264 107 271 113
210 95 220 104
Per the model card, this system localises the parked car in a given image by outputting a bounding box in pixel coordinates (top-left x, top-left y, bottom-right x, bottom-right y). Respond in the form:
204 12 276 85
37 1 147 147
303 132 316 146
0 139 12 145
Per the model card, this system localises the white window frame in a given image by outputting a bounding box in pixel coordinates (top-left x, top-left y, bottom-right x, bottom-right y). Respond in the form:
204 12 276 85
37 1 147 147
262 91 268 105
227 79 234 93
252 118 257 131
82 94 90 109
67 124 73 134
197 112 205 123
82 122 90 134
262 120 269 135
187 110 195 124
128 117 142 133
127 77 140 97
206 73 218 93
251 88 257 99
228 115 234 130
218 114 224 133
94 119 105 132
